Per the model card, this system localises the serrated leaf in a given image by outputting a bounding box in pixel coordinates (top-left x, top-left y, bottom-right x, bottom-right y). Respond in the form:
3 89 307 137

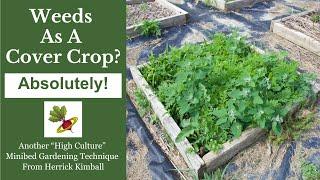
229 89 242 99
60 106 67 118
50 110 59 118
191 97 199 104
53 106 60 113
180 119 190 128
49 105 66 122
176 126 195 143
263 106 275 115
178 100 190 116
253 95 263 105
272 121 282 136
175 71 189 83
216 118 228 125
212 109 227 118
49 116 60 122
238 103 246 113
257 118 266 128
231 122 242 137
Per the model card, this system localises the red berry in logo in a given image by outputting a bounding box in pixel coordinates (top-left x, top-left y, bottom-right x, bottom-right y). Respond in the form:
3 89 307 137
62 120 72 130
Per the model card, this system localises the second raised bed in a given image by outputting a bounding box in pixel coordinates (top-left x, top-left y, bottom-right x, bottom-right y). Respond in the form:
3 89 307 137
271 9 320 56
201 0 269 11
126 0 188 38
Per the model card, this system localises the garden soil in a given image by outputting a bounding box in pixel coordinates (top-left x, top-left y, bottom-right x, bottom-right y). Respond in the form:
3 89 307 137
283 11 320 42
126 0 320 179
127 2 176 26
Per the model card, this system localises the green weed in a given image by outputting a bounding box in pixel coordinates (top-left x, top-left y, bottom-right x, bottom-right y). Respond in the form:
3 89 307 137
269 110 317 145
140 20 161 37
199 165 230 180
134 89 151 116
141 32 315 152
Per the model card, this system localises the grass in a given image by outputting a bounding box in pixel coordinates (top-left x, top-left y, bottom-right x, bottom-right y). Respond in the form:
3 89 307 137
201 169 225 180
200 165 230 180
174 165 229 180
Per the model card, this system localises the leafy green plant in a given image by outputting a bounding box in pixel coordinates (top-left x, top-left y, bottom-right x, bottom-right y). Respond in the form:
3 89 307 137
134 89 151 116
269 110 317 145
301 162 320 180
49 105 67 122
49 105 78 133
139 20 161 37
141 32 315 152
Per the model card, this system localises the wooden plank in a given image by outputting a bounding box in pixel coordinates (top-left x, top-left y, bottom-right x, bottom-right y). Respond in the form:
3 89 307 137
130 66 205 175
276 10 315 23
201 0 268 11
126 0 188 38
204 0 226 10
271 21 320 56
126 0 154 5
203 128 266 172
158 13 187 28
166 0 187 4
225 0 269 11
270 10 320 56
126 25 140 38
156 0 188 15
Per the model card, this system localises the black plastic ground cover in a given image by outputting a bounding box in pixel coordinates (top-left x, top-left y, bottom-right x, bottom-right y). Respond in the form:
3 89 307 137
127 95 177 180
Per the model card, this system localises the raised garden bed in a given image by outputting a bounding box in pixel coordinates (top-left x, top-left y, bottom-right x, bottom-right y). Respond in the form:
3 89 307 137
126 0 154 5
271 9 320 56
201 0 269 11
126 0 188 38
129 33 320 177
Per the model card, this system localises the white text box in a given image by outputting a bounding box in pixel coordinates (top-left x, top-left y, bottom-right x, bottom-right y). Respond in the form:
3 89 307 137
5 73 122 98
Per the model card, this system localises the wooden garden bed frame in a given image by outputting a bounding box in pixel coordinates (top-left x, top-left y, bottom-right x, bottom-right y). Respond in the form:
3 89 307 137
129 47 320 177
271 9 320 56
126 0 188 38
126 0 154 5
201 0 269 11
130 64 264 177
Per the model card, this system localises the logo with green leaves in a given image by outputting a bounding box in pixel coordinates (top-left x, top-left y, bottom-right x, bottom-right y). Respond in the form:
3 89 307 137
49 105 78 133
